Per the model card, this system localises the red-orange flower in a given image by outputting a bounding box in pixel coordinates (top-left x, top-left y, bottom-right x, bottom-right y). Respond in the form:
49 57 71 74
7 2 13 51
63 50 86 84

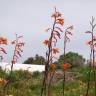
0 78 8 85
52 12 62 18
43 40 50 45
57 18 64 26
0 37 8 45
86 41 91 45
52 48 59 54
61 63 72 70
86 39 96 45
11 60 16 64
50 64 56 71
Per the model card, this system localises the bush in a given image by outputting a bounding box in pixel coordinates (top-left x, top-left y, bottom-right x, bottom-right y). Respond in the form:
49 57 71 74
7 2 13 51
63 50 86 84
32 71 40 78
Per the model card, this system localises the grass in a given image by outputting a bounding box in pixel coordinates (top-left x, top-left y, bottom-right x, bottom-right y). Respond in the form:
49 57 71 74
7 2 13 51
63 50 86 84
0 66 95 96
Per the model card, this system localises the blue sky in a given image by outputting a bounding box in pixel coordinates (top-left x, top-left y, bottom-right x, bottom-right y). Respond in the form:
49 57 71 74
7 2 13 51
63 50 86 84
0 0 96 63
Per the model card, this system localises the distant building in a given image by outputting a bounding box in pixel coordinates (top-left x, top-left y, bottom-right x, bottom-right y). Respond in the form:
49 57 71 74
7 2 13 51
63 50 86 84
0 62 45 72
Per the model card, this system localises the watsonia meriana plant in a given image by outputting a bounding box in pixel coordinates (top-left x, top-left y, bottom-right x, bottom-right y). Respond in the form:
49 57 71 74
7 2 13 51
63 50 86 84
10 33 24 74
41 7 64 96
4 34 24 88
61 25 73 96
85 16 96 96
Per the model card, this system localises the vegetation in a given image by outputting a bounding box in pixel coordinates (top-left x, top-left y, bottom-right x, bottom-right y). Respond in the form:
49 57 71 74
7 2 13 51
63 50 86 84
40 7 71 96
55 52 85 67
0 7 96 96
23 54 45 65
0 67 95 96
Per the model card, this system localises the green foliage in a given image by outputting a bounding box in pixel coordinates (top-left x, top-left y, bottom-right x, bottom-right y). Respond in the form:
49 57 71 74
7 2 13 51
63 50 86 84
0 67 6 77
23 57 34 64
56 52 85 67
0 66 95 96
23 54 45 65
32 71 40 78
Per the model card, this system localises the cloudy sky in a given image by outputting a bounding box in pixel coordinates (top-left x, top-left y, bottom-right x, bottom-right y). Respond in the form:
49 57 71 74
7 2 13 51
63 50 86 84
0 0 96 63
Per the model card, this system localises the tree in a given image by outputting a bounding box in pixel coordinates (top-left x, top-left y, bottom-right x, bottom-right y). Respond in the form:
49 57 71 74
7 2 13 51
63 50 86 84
56 52 85 67
23 57 34 64
33 54 46 64
23 54 45 65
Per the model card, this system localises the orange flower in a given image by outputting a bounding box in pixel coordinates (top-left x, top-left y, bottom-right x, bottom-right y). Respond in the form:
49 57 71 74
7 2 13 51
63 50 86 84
11 60 16 64
86 41 91 45
52 12 62 18
86 39 96 45
0 78 8 85
0 37 8 45
50 64 56 71
52 48 59 54
57 18 64 26
43 40 50 45
61 63 72 70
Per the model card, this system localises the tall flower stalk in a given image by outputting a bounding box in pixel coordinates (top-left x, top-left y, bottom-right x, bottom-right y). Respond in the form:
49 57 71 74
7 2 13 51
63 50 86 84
62 25 73 96
47 63 56 96
10 34 24 74
4 34 24 87
41 8 64 96
85 16 96 96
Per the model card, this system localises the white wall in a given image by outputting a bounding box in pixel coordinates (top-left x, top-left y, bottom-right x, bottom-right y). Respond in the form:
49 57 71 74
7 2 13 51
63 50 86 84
0 62 45 72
